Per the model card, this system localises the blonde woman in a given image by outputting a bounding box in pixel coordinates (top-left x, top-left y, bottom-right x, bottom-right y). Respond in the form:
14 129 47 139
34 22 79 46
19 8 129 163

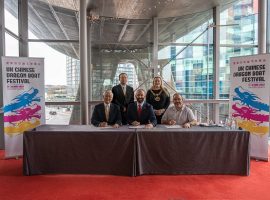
146 76 170 124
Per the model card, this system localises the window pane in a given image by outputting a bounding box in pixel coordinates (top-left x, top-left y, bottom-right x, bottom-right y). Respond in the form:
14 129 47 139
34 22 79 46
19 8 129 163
219 47 258 98
158 10 213 44
46 105 80 125
5 33 19 56
4 0 18 36
29 42 80 101
91 48 152 101
159 45 213 99
112 63 139 89
220 0 258 45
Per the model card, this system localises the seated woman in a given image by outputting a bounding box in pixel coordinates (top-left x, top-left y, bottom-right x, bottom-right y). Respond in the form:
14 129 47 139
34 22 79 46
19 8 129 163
146 76 170 124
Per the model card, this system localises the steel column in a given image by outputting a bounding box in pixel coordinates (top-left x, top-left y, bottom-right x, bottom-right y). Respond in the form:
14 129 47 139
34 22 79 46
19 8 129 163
18 0 28 57
258 0 267 54
80 0 89 124
213 6 220 124
0 0 5 149
152 17 158 76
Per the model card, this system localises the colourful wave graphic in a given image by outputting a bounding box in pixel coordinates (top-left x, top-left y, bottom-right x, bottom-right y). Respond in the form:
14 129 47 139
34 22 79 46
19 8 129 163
4 104 41 123
233 86 269 112
3 87 41 113
232 103 269 123
238 120 269 136
4 119 41 136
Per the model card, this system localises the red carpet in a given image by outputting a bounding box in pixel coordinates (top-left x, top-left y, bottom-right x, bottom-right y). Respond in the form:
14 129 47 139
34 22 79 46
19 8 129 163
0 150 270 200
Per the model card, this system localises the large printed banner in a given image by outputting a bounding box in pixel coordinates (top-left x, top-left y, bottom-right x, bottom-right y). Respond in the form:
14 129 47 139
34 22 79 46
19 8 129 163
1 57 45 158
230 54 270 161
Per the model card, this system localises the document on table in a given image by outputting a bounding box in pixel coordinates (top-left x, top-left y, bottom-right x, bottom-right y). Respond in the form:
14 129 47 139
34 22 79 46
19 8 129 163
128 125 145 129
99 126 115 129
164 125 182 129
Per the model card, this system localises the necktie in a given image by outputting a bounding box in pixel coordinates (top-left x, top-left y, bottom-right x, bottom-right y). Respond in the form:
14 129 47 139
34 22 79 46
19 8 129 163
122 86 126 95
138 104 142 118
105 104 109 121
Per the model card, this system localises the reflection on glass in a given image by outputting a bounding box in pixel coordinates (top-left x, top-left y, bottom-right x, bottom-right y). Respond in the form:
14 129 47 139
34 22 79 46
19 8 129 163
158 10 213 44
5 33 19 56
219 47 257 99
4 0 18 35
29 42 80 102
220 0 258 45
46 105 80 125
159 45 213 100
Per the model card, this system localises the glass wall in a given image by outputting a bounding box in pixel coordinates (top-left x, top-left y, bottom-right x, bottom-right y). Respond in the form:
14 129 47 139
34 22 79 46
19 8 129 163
158 10 213 101
4 0 19 56
219 0 258 99
157 0 258 121
28 1 80 124
1 0 261 124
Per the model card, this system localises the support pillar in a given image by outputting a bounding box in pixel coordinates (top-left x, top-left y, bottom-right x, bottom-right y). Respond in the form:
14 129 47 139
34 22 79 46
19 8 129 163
0 0 5 149
18 0 28 57
258 0 267 54
152 17 158 77
213 6 220 124
80 0 89 124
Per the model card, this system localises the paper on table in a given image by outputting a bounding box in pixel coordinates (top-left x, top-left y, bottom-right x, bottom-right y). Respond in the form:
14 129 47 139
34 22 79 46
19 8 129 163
128 125 145 129
99 126 115 129
164 125 182 129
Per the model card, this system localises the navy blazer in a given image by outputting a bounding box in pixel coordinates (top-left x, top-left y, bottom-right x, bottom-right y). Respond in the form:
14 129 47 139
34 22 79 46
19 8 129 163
127 102 157 126
91 103 122 127
112 84 134 111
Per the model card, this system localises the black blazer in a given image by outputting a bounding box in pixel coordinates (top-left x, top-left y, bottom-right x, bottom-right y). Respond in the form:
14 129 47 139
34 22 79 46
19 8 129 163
127 102 157 126
112 84 134 111
91 103 122 127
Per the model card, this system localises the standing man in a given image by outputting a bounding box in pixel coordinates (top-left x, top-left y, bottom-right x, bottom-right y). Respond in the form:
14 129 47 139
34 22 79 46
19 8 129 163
127 89 157 128
112 73 134 125
91 90 122 128
161 93 197 128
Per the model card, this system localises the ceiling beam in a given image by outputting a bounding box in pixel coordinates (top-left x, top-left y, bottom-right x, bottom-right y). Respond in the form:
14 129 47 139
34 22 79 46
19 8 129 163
134 20 152 42
118 20 129 42
29 3 74 57
159 17 177 34
72 0 79 28
46 1 79 59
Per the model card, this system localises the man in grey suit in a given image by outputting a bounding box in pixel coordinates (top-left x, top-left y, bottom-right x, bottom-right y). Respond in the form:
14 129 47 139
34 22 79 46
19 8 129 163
91 90 122 128
112 73 134 125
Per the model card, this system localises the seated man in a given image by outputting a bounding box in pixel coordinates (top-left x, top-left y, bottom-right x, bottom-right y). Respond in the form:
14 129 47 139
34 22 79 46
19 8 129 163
161 93 197 128
91 90 122 128
127 89 157 128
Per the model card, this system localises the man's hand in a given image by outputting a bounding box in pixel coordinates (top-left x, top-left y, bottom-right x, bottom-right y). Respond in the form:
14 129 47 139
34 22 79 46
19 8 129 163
132 121 140 126
123 107 126 112
145 123 153 129
112 124 120 128
168 120 176 125
99 122 108 127
183 123 191 128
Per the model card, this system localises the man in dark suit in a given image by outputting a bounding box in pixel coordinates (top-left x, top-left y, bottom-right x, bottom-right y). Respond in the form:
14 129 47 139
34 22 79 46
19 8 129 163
127 89 157 128
112 73 134 125
91 90 122 128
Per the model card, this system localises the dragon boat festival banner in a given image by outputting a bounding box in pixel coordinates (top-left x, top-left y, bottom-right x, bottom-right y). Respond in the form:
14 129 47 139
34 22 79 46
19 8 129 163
1 57 45 158
229 54 270 161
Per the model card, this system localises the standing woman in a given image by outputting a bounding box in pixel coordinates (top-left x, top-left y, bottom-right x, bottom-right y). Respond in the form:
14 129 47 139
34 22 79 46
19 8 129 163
146 76 170 124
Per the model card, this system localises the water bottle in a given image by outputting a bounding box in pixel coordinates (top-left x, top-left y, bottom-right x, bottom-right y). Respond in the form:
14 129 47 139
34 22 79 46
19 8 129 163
231 119 236 130
225 117 230 129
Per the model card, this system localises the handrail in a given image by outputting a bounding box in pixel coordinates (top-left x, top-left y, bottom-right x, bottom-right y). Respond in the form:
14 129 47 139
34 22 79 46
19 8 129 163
45 99 229 106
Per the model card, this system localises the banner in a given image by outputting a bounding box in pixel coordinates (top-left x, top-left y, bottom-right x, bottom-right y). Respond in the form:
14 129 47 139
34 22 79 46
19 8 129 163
229 54 270 161
1 57 45 158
